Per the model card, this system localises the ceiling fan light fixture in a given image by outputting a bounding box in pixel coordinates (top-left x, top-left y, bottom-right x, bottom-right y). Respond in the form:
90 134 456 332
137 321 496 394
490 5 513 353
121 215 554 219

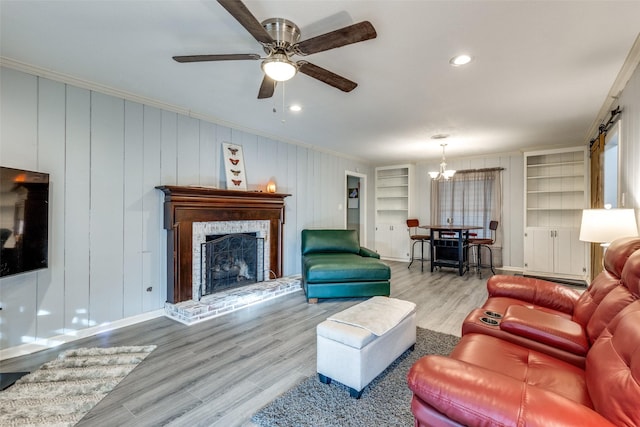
261 53 297 81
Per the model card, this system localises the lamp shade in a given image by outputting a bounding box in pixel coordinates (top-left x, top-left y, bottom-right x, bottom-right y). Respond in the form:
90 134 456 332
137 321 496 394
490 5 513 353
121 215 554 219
579 208 638 243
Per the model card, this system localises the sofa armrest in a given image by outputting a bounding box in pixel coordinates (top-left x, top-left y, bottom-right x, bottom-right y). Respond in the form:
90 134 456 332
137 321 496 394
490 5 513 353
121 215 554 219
408 355 615 427
500 306 589 355
359 246 380 259
487 275 581 314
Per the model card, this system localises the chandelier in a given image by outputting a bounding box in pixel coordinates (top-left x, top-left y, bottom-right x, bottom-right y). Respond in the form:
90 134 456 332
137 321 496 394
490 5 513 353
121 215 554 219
429 144 456 180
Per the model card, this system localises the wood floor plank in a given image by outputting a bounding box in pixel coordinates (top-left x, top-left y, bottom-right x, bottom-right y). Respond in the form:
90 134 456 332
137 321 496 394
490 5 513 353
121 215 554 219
1 261 495 426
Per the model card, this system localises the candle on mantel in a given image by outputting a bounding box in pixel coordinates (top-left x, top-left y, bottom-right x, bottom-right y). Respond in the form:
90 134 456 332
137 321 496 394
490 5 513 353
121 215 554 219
266 181 277 193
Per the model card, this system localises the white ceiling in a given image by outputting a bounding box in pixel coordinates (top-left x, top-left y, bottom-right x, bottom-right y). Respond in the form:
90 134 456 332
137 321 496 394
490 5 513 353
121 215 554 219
1 1 639 164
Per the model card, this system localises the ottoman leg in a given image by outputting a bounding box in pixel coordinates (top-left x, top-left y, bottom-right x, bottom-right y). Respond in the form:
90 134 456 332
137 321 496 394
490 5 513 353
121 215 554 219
318 373 332 384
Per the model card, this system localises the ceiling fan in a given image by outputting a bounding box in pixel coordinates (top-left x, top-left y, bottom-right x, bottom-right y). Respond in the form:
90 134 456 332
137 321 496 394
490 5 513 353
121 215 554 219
172 0 377 99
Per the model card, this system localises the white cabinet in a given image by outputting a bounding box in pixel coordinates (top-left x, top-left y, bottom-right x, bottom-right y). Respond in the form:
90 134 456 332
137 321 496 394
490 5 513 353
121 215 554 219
375 224 410 260
524 228 587 278
375 165 413 261
523 147 589 281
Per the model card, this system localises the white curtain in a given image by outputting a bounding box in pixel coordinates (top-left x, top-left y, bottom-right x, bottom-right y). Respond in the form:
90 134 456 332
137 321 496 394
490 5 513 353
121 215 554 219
431 168 503 266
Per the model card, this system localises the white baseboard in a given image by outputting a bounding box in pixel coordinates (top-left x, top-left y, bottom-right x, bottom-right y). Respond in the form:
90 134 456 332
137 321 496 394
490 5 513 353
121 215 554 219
498 266 524 274
0 309 165 361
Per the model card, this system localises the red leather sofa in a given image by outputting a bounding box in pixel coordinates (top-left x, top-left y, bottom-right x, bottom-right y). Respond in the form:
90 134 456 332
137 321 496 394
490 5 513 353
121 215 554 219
463 236 640 367
407 237 640 426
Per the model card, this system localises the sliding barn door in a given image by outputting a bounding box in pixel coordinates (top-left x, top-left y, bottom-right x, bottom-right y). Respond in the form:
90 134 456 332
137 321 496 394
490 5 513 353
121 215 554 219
589 133 605 278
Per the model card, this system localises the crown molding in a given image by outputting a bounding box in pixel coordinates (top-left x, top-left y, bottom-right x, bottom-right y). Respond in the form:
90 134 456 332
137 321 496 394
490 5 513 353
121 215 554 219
585 34 640 141
0 57 369 165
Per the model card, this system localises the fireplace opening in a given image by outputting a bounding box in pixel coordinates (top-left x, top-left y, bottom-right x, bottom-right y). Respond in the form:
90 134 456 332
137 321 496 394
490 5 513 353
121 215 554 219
200 233 264 298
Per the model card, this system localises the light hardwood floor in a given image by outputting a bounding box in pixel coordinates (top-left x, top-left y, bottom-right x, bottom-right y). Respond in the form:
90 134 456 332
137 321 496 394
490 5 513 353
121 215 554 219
1 261 491 426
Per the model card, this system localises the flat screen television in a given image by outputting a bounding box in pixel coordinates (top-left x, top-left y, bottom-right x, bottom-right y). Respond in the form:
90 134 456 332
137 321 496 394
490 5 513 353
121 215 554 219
0 166 49 277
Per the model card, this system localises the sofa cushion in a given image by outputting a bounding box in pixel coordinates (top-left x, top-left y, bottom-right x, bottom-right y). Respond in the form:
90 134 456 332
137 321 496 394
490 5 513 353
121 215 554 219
303 253 390 283
449 333 592 406
500 305 589 355
572 237 640 326
584 285 636 344
585 302 640 426
572 271 621 327
602 236 640 279
486 275 581 315
301 229 360 255
408 355 614 427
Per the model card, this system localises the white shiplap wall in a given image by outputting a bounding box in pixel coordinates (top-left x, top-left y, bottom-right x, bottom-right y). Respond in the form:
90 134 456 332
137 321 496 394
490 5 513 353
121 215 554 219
617 62 640 222
0 67 372 352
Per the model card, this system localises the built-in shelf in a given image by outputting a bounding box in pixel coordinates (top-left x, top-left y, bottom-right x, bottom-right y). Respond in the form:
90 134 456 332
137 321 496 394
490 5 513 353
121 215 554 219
527 160 584 168
526 207 583 211
523 147 589 281
527 190 584 194
375 164 413 261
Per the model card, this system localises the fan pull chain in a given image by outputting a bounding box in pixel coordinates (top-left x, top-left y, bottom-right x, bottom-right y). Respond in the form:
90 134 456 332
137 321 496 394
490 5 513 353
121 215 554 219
281 82 286 123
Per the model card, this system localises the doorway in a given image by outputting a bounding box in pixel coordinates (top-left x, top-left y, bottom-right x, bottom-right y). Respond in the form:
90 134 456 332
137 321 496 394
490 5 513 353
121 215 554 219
345 171 367 245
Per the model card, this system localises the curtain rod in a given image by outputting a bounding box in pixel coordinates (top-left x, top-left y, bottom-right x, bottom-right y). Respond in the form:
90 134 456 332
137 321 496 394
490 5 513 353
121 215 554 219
454 167 505 174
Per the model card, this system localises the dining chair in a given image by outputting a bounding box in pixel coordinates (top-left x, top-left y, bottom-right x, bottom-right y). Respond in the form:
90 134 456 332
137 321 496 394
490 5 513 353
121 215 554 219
407 219 430 271
468 220 498 277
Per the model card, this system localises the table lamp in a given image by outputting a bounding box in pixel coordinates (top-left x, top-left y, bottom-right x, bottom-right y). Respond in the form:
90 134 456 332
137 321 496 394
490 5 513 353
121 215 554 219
579 208 638 247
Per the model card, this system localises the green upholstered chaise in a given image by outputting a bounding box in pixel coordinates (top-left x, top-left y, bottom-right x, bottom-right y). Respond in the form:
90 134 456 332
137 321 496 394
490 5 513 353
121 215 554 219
301 229 391 304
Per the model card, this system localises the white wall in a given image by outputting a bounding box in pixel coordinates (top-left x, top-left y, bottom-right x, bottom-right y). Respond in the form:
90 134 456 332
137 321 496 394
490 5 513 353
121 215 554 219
0 67 372 353
617 62 640 223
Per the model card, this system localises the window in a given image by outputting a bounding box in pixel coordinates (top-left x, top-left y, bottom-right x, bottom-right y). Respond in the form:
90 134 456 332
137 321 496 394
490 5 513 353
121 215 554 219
603 120 620 208
431 169 503 241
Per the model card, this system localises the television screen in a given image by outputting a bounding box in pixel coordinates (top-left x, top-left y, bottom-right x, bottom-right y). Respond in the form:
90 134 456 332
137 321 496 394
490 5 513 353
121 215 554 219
0 166 49 277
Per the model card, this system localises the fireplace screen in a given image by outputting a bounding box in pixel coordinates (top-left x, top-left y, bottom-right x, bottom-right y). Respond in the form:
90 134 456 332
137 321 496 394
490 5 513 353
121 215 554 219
200 233 264 298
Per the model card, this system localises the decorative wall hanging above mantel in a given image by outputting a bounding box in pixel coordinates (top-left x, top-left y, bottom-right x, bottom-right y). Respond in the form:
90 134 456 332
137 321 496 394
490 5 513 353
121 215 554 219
223 142 248 191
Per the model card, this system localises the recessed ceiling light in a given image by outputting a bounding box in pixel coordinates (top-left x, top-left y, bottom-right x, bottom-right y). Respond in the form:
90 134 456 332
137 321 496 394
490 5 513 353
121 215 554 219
449 54 473 66
289 104 302 112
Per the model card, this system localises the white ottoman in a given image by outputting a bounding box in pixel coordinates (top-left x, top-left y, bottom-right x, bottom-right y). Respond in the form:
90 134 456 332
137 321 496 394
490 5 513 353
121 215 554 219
316 296 417 398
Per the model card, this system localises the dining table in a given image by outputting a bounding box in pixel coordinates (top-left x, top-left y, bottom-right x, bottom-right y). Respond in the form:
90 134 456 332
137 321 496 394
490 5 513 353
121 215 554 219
419 224 483 276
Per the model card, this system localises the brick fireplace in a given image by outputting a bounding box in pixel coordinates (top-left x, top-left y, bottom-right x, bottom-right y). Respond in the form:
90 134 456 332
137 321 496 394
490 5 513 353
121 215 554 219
156 186 290 304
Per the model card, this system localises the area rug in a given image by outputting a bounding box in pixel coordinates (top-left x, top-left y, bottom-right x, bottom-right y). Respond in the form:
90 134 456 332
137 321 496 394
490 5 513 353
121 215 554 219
0 345 156 427
251 328 459 427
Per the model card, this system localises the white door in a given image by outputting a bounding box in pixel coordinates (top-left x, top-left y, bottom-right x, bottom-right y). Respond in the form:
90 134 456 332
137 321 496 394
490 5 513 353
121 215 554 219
375 225 393 257
555 228 586 276
525 228 554 273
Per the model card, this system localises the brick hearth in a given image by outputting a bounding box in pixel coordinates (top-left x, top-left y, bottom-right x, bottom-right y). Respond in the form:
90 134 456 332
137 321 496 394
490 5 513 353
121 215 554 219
165 275 301 325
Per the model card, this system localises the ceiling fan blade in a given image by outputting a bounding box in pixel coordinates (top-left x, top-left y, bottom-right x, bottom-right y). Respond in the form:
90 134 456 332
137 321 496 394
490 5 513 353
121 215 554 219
217 0 274 45
294 21 377 56
258 75 277 99
298 62 357 92
173 54 260 63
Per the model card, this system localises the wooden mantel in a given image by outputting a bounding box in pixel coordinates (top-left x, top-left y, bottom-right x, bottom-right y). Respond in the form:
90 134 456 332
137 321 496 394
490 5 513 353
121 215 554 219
156 186 290 304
